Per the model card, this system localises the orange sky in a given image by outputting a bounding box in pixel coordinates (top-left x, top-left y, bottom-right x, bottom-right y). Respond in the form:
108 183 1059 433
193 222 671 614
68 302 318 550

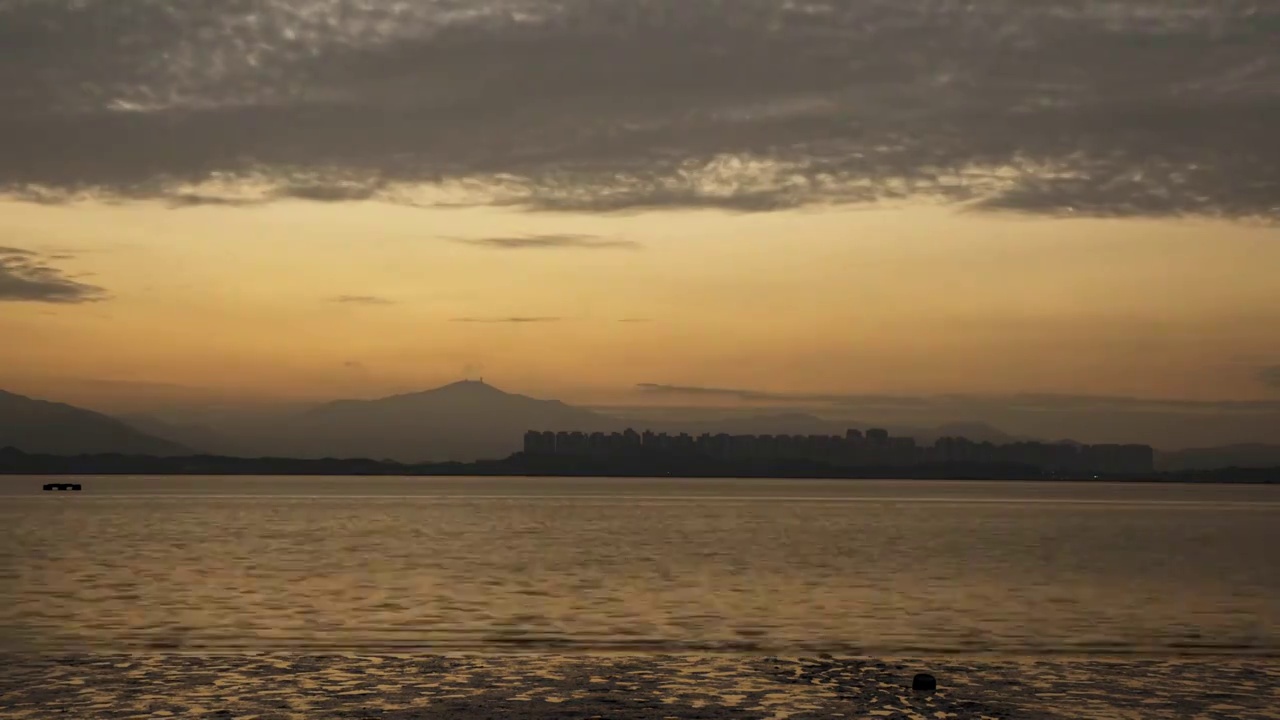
3 198 1278 411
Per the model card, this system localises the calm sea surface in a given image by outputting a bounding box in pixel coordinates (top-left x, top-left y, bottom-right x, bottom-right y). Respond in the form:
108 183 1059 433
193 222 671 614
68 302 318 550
2 476 1277 656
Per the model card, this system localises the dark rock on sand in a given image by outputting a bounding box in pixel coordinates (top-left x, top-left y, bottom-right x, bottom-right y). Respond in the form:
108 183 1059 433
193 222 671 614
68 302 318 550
913 673 938 691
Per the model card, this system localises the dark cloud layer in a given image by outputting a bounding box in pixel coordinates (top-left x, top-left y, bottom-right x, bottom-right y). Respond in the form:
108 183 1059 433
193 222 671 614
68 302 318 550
0 246 106 303
1 1 1275 219
448 234 638 250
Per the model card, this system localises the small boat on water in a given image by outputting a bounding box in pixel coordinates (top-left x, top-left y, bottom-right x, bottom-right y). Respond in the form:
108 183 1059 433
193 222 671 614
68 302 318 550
42 483 82 492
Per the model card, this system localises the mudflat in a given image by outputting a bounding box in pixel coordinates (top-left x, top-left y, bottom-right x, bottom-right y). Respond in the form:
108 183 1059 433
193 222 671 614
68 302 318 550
2 653 1277 719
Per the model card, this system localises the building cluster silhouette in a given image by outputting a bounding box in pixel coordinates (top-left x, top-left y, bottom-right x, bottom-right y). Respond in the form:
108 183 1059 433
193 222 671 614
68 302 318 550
523 428 1154 475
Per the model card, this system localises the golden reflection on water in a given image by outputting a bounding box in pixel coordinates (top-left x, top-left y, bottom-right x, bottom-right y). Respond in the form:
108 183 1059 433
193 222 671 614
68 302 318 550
1 477 1277 654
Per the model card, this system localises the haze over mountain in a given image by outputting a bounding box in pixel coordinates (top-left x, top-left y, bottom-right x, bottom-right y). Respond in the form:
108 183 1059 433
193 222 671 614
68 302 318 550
118 414 257 458
0 389 187 456
277 380 620 462
117 380 1035 463
5 381 1278 468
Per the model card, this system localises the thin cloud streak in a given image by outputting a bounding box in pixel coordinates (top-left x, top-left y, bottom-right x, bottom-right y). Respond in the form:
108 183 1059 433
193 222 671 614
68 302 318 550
451 316 562 324
330 295 395 305
447 234 639 250
0 1 1275 220
0 247 107 304
635 383 1280 415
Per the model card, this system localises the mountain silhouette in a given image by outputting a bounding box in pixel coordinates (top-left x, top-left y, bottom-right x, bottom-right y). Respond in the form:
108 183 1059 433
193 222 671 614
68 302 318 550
109 380 1031 463
272 380 622 462
0 389 190 456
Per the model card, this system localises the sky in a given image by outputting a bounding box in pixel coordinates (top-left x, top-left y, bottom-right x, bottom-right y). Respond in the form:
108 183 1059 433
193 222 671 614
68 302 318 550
1 1 1278 441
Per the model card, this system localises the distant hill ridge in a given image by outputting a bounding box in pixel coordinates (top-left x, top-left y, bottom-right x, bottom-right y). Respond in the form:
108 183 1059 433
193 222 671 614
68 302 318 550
0 389 188 456
273 380 620 462
8 381 1277 468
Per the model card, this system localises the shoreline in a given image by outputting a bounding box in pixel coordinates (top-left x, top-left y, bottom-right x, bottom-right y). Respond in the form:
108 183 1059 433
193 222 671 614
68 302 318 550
3 467 1277 485
3 651 1277 719
8 643 1280 661
7 447 1278 484
7 475 1278 486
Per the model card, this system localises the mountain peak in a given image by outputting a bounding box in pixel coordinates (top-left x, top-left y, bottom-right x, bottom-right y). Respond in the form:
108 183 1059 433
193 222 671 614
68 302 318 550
436 379 502 393
392 379 514 402
291 380 619 462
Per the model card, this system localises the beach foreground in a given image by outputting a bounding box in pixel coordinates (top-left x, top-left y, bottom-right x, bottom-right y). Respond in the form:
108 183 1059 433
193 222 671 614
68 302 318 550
1 654 1276 719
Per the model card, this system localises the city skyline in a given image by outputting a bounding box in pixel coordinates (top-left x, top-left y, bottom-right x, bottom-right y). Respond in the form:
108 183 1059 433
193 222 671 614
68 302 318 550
523 427 1155 476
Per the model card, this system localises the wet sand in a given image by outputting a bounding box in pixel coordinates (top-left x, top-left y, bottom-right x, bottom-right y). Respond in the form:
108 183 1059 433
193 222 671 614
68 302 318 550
2 654 1277 719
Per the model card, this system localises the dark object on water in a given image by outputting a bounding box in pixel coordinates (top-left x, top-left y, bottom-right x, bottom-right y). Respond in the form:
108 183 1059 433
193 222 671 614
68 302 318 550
42 483 81 492
913 673 937 692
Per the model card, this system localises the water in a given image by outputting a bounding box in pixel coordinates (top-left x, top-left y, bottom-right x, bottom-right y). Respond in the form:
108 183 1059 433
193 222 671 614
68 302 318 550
2 476 1277 656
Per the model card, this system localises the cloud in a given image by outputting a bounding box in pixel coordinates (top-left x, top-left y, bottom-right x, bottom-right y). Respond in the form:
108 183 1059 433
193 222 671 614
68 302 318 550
330 294 394 305
448 234 639 250
1261 366 1280 390
0 1 1275 220
635 383 1280 415
0 247 107 303
452 316 561 324
636 383 944 408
